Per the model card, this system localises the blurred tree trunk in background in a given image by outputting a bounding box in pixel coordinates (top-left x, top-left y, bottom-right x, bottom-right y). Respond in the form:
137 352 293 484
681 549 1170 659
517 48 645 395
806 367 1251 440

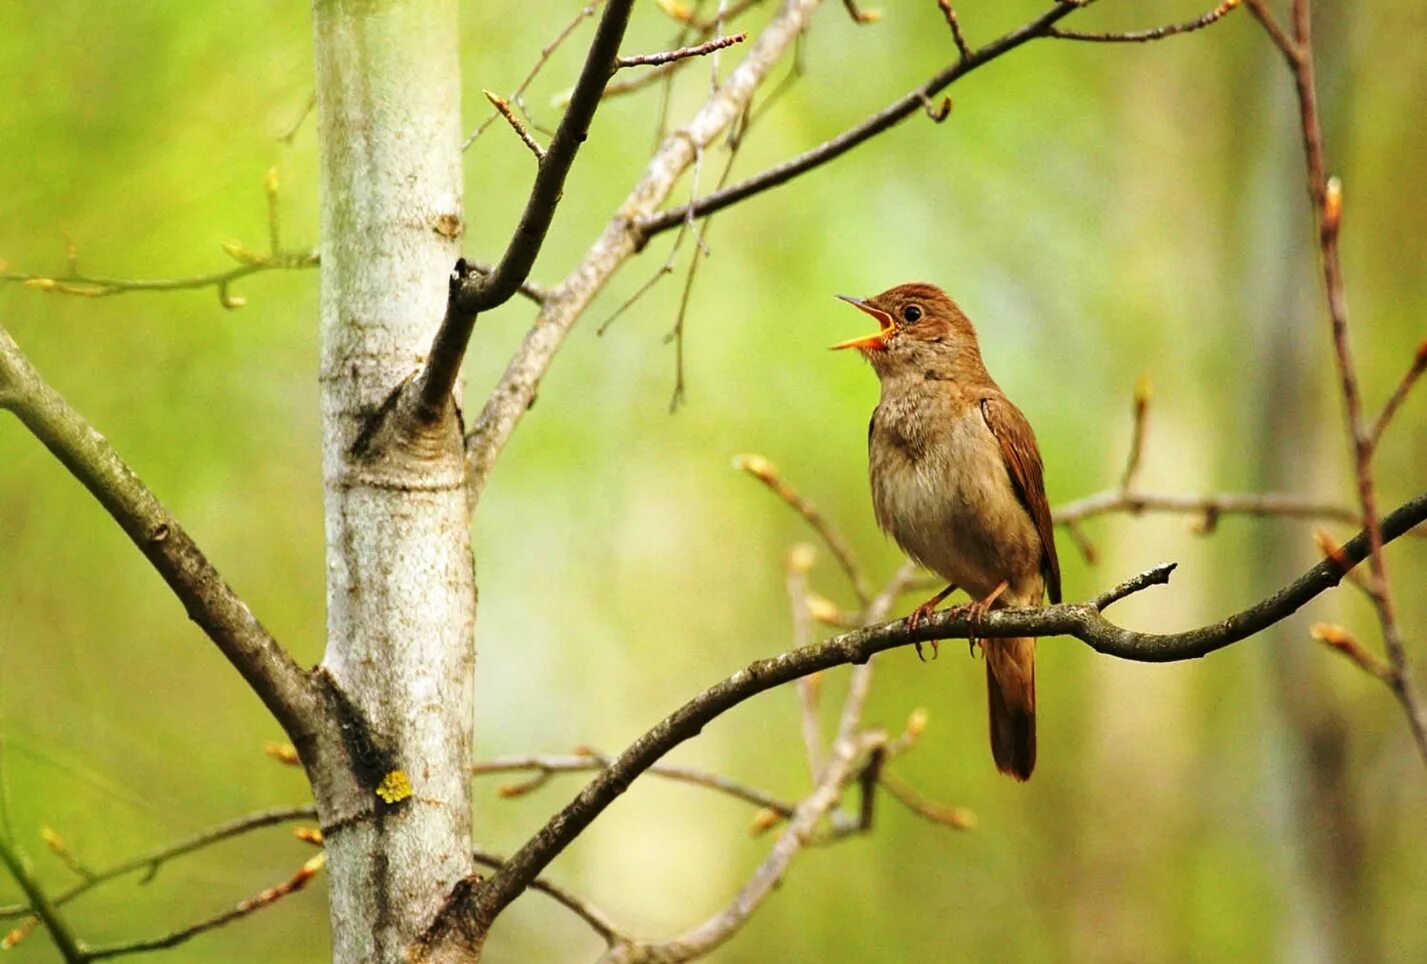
312 1 476 959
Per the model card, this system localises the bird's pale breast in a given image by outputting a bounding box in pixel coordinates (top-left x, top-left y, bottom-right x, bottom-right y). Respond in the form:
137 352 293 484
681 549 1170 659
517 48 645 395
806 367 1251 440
870 393 1045 607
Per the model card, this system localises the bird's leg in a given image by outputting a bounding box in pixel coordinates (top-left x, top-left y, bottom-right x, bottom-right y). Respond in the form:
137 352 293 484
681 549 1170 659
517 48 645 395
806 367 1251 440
907 583 958 662
949 580 1009 656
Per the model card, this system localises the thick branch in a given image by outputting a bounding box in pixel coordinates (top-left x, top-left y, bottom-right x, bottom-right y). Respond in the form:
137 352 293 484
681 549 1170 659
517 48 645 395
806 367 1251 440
416 0 636 416
0 325 319 741
635 1 1085 239
432 489 1426 937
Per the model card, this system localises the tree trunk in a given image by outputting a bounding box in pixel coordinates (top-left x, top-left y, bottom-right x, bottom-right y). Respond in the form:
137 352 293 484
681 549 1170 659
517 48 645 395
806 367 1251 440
311 1 476 960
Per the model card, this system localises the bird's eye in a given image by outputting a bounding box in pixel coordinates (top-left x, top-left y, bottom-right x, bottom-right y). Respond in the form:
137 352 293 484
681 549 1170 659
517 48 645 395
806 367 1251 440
902 305 922 323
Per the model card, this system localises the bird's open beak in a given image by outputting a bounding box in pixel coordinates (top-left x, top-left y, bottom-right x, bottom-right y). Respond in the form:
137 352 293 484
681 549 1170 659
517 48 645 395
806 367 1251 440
830 295 894 351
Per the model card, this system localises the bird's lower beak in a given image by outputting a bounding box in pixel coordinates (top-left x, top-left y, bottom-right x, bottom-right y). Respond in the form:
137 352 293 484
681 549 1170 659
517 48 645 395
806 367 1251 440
831 295 894 351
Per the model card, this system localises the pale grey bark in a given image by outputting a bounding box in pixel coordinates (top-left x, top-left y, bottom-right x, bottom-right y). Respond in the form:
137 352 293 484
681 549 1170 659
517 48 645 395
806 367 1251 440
311 2 476 961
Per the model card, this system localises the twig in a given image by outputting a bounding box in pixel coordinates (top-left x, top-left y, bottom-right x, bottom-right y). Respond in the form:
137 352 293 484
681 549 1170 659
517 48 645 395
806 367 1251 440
1048 0 1239 43
1370 338 1427 448
733 454 873 606
1311 623 1393 683
841 0 881 24
82 854 325 961
877 770 975 830
417 0 638 419
1244 0 1300 63
483 90 547 161
0 806 318 921
1120 374 1151 491
636 1 1085 239
936 0 971 60
618 33 747 69
471 848 628 947
0 326 319 739
470 754 794 817
1 249 317 311
785 545 824 783
463 2 603 151
425 489 1427 943
39 828 94 883
0 835 84 962
1052 489 1396 531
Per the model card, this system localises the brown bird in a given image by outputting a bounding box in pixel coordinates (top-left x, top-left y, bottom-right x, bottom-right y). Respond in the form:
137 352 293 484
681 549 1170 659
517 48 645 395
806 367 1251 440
832 282 1060 780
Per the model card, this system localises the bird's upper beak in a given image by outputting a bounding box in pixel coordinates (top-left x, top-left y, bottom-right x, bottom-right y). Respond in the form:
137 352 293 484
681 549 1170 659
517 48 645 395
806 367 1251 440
830 295 894 351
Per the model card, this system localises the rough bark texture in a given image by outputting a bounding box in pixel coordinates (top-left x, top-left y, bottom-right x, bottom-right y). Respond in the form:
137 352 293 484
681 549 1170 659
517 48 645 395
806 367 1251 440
312 1 476 960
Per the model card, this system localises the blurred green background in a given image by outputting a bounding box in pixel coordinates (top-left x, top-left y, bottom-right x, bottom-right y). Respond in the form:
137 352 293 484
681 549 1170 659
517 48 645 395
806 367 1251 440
2 1 1425 961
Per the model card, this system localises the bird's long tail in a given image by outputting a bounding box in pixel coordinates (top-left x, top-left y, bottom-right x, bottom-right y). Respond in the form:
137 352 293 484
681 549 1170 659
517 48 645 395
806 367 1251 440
985 637 1036 781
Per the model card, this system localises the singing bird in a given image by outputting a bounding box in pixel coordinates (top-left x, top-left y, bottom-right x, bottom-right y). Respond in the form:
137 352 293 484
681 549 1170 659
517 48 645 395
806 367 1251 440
833 282 1060 780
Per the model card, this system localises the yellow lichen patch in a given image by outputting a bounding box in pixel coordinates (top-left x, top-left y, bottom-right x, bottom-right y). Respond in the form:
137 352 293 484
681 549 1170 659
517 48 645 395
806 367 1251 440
376 769 413 804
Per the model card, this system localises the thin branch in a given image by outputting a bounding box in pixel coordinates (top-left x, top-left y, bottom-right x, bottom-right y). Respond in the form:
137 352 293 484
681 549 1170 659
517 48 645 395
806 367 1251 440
0 806 318 921
483 91 547 161
471 848 628 947
416 0 637 418
877 770 975 830
0 326 319 740
1370 338 1427 448
635 1 1086 240
1120 374 1151 491
1048 0 1239 43
1311 623 1393 683
1251 0 1427 764
733 453 873 606
463 0 821 505
0 249 317 311
618 33 747 69
470 754 794 817
463 2 603 151
1051 489 1401 531
0 835 84 963
424 489 1427 942
785 545 824 783
601 731 884 963
1244 0 1300 63
82 854 325 961
840 0 881 24
936 0 972 60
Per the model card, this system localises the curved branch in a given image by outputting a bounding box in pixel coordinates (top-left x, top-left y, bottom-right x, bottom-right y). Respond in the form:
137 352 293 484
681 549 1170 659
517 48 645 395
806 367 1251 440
448 491 1426 937
0 325 320 742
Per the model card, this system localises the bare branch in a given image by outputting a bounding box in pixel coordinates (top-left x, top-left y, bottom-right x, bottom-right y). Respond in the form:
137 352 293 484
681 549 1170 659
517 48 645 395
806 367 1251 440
471 848 628 947
635 1 1084 240
0 326 319 740
463 2 603 151
82 854 325 961
0 835 84 962
1048 0 1239 43
1370 338 1427 448
0 806 318 922
483 90 547 161
601 731 884 963
415 0 637 418
877 769 975 830
1120 374 1151 491
618 33 747 69
1244 0 1300 62
785 545 825 783
1311 623 1393 683
464 0 821 504
734 453 872 605
471 753 794 817
1249 0 1427 764
936 0 972 60
841 0 881 24
425 488 1427 943
1052 489 1401 532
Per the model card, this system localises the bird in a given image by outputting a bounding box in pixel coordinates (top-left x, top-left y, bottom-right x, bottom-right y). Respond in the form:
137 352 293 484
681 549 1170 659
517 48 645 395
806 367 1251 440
832 282 1060 781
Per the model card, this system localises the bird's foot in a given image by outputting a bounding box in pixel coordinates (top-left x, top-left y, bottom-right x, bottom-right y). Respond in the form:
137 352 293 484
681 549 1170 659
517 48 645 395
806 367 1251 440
946 580 1009 658
906 584 958 663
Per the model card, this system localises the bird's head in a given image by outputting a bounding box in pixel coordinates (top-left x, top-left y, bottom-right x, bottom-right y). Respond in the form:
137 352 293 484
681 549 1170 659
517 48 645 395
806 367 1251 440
831 282 982 380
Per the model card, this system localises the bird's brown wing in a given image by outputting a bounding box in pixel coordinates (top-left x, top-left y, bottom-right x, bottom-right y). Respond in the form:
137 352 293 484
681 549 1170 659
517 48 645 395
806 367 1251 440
980 396 1061 604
